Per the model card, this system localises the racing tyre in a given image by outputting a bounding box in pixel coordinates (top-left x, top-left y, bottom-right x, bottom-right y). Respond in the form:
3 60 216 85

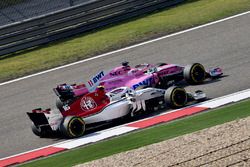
184 63 206 84
60 116 85 138
164 86 187 108
31 124 42 137
31 124 49 137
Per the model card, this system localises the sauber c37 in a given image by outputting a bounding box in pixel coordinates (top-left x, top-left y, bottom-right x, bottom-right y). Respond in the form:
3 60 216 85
27 86 206 138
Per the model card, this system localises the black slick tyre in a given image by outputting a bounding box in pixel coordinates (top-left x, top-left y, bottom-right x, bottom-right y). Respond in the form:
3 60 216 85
60 116 85 138
31 124 50 137
184 63 206 84
164 86 187 108
31 124 42 137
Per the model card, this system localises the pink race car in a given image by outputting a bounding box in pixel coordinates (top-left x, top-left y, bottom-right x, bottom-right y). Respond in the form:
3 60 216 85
54 62 222 111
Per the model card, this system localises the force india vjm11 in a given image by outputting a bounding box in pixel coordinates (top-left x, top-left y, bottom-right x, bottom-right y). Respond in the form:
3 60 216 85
27 62 222 138
53 62 222 110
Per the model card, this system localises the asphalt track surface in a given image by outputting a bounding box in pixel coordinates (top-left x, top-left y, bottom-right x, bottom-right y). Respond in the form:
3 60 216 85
0 13 249 159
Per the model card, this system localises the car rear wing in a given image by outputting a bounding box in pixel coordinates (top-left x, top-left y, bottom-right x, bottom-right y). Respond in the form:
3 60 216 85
27 112 50 127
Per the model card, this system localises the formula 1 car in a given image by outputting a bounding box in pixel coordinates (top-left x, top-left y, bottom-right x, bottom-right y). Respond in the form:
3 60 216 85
27 86 206 138
54 62 222 110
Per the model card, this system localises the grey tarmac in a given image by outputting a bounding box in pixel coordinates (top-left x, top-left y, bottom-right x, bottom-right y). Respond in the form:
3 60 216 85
0 13 249 158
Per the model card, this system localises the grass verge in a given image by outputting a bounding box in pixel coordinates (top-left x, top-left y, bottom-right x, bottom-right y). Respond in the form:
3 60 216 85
1 0 250 82
21 99 250 167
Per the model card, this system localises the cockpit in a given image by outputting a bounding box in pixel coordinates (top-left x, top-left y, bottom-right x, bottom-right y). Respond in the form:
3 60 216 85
106 87 135 101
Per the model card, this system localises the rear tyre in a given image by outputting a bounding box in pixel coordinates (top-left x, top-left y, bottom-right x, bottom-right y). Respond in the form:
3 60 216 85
164 86 187 108
31 124 50 137
31 124 42 137
184 63 206 84
60 116 85 138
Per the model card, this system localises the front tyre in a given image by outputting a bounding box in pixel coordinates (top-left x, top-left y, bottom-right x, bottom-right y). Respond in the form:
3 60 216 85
184 63 206 84
60 116 85 138
164 86 187 108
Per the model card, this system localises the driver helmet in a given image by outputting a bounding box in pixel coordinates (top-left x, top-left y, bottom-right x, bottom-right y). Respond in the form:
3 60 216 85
97 85 105 95
122 61 131 71
97 85 105 90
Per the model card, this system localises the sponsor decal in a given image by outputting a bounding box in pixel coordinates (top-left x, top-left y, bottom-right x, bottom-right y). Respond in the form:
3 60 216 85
110 71 121 76
86 71 105 92
80 96 97 111
87 71 105 86
132 77 154 90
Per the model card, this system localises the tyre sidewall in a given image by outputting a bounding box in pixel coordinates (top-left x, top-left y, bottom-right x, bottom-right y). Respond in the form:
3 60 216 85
31 124 42 137
165 86 187 108
60 116 85 138
184 63 206 84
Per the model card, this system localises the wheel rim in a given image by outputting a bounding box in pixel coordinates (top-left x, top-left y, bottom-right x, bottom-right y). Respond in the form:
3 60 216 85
171 89 187 107
191 64 205 83
68 118 85 137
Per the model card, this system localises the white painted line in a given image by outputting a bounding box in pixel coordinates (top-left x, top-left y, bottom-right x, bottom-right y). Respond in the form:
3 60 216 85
0 11 249 87
54 88 250 149
198 89 250 108
1 88 249 161
231 90 250 102
55 126 137 149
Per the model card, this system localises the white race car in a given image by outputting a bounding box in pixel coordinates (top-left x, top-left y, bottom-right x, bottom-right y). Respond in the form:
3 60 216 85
27 86 206 138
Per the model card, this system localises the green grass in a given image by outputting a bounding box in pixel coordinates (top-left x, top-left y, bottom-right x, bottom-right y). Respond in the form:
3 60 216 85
0 0 250 82
21 99 250 167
